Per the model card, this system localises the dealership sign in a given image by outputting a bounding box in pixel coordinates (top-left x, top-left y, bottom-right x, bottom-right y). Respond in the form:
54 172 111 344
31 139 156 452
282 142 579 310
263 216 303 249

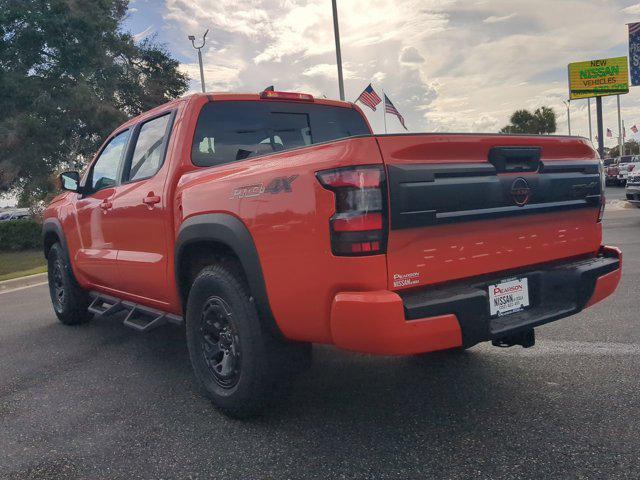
629 23 640 86
567 56 629 100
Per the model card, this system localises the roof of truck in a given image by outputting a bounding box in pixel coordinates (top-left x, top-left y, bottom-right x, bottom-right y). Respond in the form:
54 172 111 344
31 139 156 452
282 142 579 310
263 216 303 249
204 92 355 109
118 92 362 131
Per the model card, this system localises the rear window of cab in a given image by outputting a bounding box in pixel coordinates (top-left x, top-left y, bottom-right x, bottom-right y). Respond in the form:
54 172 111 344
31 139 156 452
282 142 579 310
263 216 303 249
191 101 370 167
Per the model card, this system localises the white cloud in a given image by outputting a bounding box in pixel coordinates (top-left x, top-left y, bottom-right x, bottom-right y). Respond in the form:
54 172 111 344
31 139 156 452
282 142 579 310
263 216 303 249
400 46 425 64
483 13 516 23
152 0 640 137
372 71 387 83
621 3 640 14
302 63 358 80
132 25 154 42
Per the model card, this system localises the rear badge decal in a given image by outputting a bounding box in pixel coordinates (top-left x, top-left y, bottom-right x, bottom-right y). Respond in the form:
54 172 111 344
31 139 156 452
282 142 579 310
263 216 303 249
393 272 420 288
231 175 298 199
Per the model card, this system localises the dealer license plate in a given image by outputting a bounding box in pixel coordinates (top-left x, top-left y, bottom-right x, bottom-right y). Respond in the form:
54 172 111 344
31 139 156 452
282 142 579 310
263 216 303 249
488 277 530 317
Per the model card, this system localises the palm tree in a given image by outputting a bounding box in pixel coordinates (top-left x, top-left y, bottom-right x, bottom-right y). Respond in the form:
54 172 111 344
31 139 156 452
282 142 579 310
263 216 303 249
532 107 556 134
500 107 557 134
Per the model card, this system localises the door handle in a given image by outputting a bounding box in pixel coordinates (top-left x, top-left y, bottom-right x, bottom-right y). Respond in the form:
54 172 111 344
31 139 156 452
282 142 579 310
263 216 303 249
143 195 161 206
100 200 112 210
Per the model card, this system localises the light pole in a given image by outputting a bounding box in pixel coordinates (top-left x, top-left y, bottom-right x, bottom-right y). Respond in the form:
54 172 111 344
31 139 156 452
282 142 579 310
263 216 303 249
563 99 571 135
587 98 592 143
188 29 209 93
616 94 624 156
331 0 345 101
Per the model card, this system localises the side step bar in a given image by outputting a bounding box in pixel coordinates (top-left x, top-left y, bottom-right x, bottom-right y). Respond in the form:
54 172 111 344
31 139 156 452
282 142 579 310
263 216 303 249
88 292 183 333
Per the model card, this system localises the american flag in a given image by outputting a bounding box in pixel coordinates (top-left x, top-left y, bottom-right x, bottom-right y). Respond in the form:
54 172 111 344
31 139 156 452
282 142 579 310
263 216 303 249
355 84 382 111
607 128 613 138
632 125 638 134
384 94 408 130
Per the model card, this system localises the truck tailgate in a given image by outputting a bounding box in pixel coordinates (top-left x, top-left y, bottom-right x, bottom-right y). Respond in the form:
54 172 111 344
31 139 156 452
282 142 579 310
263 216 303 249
377 134 603 290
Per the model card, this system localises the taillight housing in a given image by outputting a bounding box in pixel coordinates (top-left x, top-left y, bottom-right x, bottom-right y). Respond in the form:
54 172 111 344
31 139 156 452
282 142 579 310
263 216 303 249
316 165 388 256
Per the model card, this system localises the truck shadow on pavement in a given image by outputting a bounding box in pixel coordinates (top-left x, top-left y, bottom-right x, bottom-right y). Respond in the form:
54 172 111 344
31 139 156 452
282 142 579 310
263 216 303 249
85 313 537 424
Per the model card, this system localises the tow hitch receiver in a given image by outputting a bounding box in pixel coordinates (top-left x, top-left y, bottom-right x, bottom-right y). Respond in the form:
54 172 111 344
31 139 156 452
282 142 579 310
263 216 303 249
492 329 535 348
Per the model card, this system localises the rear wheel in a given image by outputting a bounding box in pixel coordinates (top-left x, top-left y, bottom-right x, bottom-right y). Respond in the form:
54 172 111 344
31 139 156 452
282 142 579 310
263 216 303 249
47 243 92 325
186 262 308 417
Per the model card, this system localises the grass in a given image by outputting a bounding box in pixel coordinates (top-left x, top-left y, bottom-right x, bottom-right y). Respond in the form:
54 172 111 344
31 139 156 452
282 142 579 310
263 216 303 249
0 249 47 282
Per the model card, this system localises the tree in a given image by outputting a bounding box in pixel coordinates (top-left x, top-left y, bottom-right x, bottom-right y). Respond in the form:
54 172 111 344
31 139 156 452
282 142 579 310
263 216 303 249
500 106 557 135
607 139 640 157
0 0 188 207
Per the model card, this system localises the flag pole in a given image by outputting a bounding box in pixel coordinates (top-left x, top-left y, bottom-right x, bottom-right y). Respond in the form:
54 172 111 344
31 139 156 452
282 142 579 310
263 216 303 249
587 98 593 143
617 95 623 156
382 89 388 134
331 0 345 101
596 96 604 159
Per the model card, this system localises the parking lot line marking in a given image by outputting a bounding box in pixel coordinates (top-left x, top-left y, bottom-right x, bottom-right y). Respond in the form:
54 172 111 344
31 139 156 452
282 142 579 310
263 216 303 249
0 281 48 295
479 340 640 356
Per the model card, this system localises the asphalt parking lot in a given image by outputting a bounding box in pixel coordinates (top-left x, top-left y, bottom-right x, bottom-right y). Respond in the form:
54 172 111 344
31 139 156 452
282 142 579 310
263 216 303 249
1 186 639 480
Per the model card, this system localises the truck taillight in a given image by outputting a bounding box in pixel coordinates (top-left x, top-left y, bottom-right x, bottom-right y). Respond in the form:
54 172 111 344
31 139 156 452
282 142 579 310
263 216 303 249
316 166 387 256
628 164 636 172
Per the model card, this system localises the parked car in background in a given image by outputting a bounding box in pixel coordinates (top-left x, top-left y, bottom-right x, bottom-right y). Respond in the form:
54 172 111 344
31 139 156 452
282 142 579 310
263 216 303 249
626 170 640 206
604 158 619 186
0 208 30 221
8 210 31 221
616 155 640 185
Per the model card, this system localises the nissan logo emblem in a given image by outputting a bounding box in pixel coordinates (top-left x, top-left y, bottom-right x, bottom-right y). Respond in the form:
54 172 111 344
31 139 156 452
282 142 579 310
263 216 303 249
510 177 531 206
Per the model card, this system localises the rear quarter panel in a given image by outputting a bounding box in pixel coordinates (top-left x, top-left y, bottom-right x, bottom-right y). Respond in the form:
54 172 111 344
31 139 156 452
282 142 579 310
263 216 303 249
177 136 388 343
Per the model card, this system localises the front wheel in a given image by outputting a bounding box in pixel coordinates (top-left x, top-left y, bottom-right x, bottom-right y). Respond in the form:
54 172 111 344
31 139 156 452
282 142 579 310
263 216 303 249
186 263 303 418
47 243 92 325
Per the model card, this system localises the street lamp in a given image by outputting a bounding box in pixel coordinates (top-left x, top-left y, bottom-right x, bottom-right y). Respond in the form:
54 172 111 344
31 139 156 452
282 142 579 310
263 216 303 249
188 29 209 93
331 0 345 101
563 99 571 135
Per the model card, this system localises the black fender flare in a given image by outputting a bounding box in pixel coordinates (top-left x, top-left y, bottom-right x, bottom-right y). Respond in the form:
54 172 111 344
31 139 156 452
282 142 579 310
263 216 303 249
175 213 280 336
42 218 69 259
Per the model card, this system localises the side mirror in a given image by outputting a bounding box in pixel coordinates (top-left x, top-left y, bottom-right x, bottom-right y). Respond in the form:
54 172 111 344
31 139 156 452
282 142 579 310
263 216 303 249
59 171 82 193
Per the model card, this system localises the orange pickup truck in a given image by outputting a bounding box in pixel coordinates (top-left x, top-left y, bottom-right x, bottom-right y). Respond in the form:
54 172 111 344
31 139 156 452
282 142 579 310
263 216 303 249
43 91 621 416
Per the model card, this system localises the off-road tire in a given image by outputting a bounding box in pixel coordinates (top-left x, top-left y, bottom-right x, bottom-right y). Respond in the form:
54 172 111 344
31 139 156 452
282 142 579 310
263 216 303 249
47 242 92 325
186 262 307 418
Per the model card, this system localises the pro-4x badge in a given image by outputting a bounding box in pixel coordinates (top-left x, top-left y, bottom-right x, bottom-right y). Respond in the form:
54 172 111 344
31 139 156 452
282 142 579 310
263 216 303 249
231 175 298 199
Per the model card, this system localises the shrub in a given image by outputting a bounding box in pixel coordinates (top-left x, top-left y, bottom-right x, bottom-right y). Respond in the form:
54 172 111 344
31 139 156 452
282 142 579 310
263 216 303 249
0 220 42 251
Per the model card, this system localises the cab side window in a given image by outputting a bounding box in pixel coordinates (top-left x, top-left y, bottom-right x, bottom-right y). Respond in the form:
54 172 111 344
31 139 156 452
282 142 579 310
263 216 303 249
125 114 171 182
89 130 130 193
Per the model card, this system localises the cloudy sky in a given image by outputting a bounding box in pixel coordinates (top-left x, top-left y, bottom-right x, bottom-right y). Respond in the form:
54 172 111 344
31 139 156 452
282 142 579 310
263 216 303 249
4 0 638 208
123 0 640 141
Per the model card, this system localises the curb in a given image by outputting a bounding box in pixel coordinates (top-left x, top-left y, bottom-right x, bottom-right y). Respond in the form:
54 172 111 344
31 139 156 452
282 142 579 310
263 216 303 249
0 272 48 293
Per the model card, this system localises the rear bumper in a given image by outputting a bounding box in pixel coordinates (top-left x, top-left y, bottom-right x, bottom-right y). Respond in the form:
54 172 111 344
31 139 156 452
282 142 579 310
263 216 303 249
330 246 621 355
